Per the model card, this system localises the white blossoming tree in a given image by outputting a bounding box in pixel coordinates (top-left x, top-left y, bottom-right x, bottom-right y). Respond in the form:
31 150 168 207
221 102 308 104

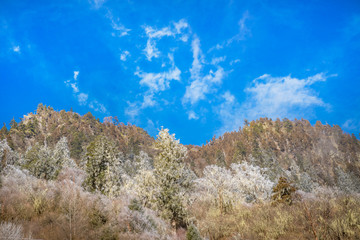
120 151 157 207
231 162 274 201
195 161 274 212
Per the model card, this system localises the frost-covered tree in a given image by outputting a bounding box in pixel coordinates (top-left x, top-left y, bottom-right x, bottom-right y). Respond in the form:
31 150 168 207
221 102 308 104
0 139 19 170
153 128 194 228
195 165 237 213
0 222 26 240
231 162 274 202
195 162 274 212
123 128 195 228
120 151 156 206
53 137 76 168
25 144 57 180
119 151 153 180
84 136 122 197
23 137 75 180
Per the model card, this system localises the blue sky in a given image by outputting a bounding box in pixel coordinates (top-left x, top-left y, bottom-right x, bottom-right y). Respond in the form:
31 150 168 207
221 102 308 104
1 0 360 145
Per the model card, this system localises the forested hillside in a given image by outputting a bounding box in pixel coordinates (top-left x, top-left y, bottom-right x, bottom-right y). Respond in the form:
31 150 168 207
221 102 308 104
1 104 155 160
0 105 359 239
187 118 360 192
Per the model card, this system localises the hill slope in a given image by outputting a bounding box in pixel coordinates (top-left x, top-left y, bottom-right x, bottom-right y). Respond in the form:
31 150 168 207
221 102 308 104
1 104 155 161
187 118 360 192
1 105 360 192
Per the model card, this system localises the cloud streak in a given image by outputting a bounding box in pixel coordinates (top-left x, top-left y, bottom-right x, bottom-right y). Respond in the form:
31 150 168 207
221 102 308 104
143 19 190 61
183 36 226 105
12 45 20 53
209 10 251 52
106 10 131 37
126 54 181 117
65 71 108 114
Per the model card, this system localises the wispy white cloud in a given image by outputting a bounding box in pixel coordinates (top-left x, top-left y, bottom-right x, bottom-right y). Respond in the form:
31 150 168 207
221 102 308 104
144 39 161 61
145 26 174 39
12 45 20 53
136 56 181 92
112 23 130 37
187 110 199 120
65 71 108 114
246 73 331 114
120 50 130 61
126 54 181 117
144 119 159 136
230 59 240 65
125 101 140 119
174 19 190 42
70 83 79 93
183 67 225 105
143 19 190 61
89 100 107 113
222 91 235 103
141 92 157 108
227 10 251 44
77 93 88 105
209 10 251 52
106 11 130 37
183 36 226 105
211 56 226 65
143 26 173 61
73 71 79 80
215 73 335 135
174 19 189 34
89 0 106 9
64 71 80 93
208 43 224 53
342 119 360 132
189 36 204 79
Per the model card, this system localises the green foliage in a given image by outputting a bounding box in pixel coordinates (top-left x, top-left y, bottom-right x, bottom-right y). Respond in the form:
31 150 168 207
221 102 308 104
9 118 18 130
271 177 296 205
24 118 39 138
186 224 202 240
283 118 293 132
0 123 8 140
70 131 86 159
128 199 144 213
233 140 246 160
23 137 73 180
84 136 121 196
153 128 194 228
24 143 57 180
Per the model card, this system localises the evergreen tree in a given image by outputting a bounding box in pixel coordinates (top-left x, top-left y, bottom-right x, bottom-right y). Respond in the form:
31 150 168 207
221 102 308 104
84 136 122 197
30 145 57 180
0 139 20 167
9 118 17 130
153 128 194 228
0 123 8 140
186 224 202 240
24 137 74 180
53 137 76 168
